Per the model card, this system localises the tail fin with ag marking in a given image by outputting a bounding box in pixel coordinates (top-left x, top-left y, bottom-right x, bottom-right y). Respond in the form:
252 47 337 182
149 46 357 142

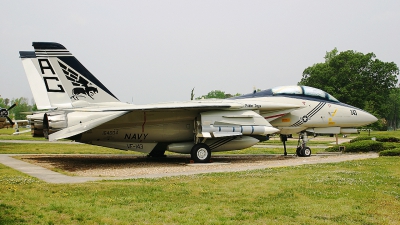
20 42 119 110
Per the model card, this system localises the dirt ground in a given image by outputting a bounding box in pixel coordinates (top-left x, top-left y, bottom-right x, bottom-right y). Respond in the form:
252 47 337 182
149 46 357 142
18 153 379 178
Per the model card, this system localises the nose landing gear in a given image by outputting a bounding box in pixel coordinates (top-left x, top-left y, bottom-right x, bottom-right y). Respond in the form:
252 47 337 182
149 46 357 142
296 132 311 157
280 132 312 157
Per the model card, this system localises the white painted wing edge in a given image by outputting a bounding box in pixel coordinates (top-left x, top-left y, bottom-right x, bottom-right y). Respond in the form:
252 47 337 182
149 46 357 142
62 101 304 113
63 101 243 112
49 111 127 141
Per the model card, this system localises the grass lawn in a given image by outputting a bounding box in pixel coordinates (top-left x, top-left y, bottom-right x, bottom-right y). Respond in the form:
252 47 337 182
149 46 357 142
0 142 140 155
0 130 400 224
0 128 46 141
1 157 399 224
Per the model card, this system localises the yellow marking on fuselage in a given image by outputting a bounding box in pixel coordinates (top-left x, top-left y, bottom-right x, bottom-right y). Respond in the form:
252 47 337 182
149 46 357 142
331 109 337 117
328 109 337 125
328 118 336 125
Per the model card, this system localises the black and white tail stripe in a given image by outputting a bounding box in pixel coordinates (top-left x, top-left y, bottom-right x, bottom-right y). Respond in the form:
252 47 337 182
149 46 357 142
35 49 72 57
290 102 326 127
208 137 236 150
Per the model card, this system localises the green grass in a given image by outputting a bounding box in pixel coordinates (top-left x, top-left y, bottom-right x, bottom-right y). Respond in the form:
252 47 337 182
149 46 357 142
1 130 400 224
0 142 141 155
1 158 399 224
0 128 45 141
359 130 400 137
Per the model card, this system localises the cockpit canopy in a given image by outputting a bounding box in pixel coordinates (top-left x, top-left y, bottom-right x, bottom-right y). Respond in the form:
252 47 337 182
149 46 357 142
233 86 340 102
272 86 339 102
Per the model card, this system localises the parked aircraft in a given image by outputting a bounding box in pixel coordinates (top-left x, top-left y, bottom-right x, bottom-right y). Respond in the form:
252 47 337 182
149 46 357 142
0 104 17 127
0 104 29 132
19 42 377 162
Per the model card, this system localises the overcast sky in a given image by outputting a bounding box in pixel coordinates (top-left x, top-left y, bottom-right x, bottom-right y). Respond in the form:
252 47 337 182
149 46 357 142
1 0 400 104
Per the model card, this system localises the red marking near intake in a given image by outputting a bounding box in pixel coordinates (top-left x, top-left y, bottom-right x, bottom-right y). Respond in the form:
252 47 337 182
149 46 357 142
264 113 285 119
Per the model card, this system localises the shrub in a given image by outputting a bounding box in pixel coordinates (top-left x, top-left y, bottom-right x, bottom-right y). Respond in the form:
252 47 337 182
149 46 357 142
379 148 400 156
376 136 400 142
350 136 375 143
325 140 385 153
350 136 400 143
344 140 384 152
382 142 398 150
325 145 341 152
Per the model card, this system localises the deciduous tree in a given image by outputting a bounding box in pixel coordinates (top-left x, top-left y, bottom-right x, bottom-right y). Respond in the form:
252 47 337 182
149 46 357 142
10 97 32 120
196 90 241 99
299 49 399 129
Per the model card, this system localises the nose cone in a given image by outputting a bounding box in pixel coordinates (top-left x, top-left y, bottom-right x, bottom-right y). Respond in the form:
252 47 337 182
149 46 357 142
361 111 378 126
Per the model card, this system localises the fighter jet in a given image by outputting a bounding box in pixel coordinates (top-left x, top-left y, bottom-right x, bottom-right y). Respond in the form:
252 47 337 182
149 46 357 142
19 42 377 162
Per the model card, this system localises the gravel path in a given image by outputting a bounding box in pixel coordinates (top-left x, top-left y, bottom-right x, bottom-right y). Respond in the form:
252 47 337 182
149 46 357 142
12 153 379 182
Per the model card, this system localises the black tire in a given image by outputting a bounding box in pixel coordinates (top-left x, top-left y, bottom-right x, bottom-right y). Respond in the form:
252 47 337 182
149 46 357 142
301 147 312 157
296 147 303 157
191 143 211 163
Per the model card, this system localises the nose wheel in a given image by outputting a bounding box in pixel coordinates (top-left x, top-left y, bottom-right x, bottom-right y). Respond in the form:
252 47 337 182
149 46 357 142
296 146 311 157
296 132 311 157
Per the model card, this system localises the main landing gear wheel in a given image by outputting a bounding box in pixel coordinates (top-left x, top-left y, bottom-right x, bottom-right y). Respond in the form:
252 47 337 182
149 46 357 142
191 143 211 163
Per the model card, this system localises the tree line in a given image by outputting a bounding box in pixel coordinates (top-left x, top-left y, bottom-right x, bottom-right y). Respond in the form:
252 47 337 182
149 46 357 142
299 48 399 130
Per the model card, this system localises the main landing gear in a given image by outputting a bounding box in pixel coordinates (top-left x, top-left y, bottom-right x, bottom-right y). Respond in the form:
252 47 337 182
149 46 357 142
191 143 211 163
191 117 212 163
